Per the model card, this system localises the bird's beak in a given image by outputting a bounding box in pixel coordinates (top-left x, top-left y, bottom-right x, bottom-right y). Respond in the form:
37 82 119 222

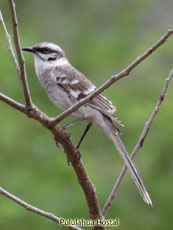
22 47 35 53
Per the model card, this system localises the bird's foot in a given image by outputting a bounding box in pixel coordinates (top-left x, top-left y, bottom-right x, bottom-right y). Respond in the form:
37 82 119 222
54 130 71 148
75 146 82 161
54 131 71 165
54 136 60 148
54 130 81 164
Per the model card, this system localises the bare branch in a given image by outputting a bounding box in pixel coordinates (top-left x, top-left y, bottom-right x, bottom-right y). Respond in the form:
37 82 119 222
102 67 173 218
1 1 172 227
1 3 104 227
0 186 83 230
0 91 26 113
0 10 20 75
51 29 173 125
9 0 33 109
0 99 104 229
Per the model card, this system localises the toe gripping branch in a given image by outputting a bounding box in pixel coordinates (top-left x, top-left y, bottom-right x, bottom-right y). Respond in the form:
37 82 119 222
54 118 92 164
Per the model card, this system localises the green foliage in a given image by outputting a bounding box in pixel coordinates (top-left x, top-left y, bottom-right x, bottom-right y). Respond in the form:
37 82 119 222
0 0 173 229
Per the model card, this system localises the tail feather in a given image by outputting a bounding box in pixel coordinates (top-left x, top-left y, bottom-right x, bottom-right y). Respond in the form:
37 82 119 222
112 134 152 205
101 116 152 205
112 114 125 127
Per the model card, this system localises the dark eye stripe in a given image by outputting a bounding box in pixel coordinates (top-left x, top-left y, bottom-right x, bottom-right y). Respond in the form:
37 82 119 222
34 47 57 54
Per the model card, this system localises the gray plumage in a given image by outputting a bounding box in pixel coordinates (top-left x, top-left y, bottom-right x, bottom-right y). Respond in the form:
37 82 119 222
22 42 152 205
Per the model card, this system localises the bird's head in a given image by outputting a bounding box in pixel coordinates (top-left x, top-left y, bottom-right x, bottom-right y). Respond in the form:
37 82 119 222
22 42 66 62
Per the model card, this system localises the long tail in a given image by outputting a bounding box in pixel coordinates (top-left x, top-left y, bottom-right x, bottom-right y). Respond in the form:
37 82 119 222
99 116 152 205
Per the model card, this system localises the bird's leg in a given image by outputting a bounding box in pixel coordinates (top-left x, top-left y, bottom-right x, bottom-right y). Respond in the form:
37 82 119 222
76 123 92 150
62 117 87 129
54 117 87 148
54 118 91 164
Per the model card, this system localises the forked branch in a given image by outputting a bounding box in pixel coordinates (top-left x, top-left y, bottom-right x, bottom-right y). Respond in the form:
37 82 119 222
102 67 173 217
0 0 173 229
1 3 104 229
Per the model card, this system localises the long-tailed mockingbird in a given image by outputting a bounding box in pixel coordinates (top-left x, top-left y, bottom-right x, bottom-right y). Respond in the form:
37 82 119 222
22 42 152 205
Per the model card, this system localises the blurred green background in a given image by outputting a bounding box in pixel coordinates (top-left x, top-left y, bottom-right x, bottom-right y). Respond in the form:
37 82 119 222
0 0 173 229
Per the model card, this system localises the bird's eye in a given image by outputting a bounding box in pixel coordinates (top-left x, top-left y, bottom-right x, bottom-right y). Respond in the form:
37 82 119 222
36 47 51 54
41 48 51 54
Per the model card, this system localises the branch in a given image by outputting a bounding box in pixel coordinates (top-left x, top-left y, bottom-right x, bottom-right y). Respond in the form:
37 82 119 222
51 28 173 125
101 67 173 218
0 10 20 75
0 99 104 229
0 186 83 230
9 0 33 109
1 1 172 227
0 92 26 113
1 3 104 229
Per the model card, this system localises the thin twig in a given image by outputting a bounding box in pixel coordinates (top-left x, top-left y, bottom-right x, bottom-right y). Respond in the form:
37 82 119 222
9 0 33 109
51 29 173 125
102 67 173 218
0 92 26 113
0 187 83 230
0 10 20 75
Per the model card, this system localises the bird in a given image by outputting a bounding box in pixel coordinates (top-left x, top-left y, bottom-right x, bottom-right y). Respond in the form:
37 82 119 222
22 42 152 205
